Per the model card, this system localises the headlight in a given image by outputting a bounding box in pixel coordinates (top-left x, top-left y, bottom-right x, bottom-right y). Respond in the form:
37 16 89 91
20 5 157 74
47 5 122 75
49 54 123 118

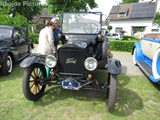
45 55 57 68
84 57 98 71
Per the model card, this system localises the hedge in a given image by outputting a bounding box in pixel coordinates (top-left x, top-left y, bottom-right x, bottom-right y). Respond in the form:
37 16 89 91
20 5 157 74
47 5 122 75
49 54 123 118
109 40 137 52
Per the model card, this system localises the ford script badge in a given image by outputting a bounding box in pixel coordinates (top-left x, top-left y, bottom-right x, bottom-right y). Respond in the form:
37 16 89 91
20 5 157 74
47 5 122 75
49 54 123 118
66 58 77 64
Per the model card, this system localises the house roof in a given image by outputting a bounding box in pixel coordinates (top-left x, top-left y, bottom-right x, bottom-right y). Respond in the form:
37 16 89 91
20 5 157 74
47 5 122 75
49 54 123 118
32 8 55 23
108 2 157 20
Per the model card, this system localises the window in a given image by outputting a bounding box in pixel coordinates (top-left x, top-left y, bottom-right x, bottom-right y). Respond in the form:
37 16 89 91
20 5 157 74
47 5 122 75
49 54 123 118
151 29 159 32
118 12 126 17
44 20 48 24
115 27 123 33
0 28 12 38
13 29 21 38
132 27 145 35
21 29 26 37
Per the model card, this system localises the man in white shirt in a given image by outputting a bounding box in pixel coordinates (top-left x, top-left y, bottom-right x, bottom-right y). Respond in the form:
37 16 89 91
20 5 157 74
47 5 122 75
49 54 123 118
37 21 56 55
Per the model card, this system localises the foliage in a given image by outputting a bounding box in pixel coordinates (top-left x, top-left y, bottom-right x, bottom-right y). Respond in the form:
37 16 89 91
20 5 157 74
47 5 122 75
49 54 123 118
107 25 113 33
0 13 29 28
153 12 160 25
121 0 139 3
28 32 39 44
0 0 43 22
109 40 136 52
46 0 98 15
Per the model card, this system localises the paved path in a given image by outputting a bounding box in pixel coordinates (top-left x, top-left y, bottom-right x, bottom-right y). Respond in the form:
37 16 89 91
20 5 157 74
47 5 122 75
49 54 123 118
32 45 143 76
112 51 143 76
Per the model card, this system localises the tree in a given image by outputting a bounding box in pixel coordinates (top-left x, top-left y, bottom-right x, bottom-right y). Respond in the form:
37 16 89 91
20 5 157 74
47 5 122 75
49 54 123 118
107 25 112 33
0 14 29 28
46 0 98 15
122 0 139 4
0 0 43 22
154 12 160 25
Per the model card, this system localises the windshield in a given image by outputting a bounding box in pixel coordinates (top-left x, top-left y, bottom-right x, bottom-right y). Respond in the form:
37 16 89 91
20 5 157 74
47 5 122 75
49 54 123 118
62 12 102 34
0 27 12 38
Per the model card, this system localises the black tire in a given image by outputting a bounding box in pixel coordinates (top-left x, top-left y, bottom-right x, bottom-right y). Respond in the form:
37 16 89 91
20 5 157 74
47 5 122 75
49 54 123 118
22 64 46 101
1 54 13 75
106 73 117 112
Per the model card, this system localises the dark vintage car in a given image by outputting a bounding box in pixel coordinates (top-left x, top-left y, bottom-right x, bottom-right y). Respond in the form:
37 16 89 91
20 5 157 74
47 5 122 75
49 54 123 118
20 12 122 111
0 25 33 75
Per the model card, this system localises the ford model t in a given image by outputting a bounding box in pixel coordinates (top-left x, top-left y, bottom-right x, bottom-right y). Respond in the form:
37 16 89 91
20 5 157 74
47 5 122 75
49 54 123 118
20 12 122 111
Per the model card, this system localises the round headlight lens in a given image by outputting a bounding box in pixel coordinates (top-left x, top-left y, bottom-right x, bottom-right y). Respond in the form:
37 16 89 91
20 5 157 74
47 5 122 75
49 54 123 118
45 55 57 68
84 57 98 71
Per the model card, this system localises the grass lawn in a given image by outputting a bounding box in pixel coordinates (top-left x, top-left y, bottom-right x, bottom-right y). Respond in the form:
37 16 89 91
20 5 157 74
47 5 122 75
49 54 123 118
0 65 160 120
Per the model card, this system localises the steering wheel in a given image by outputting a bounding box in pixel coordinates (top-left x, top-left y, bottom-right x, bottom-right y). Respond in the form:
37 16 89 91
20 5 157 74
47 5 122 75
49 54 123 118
83 23 98 33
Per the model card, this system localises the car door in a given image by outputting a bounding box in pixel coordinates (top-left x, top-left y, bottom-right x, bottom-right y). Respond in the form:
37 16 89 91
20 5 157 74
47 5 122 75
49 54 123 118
19 28 29 58
13 28 28 59
13 28 22 58
141 39 152 59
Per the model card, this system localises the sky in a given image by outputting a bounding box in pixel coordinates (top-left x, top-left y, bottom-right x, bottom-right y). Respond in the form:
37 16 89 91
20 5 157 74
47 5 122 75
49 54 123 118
40 0 122 16
89 0 122 16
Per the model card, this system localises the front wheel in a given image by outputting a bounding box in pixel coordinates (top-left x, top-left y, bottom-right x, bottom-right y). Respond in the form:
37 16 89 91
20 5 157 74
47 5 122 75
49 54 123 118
22 64 46 101
106 73 117 112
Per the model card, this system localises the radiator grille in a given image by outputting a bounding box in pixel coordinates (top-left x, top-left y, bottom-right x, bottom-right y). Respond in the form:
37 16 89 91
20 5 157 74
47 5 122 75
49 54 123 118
58 47 86 75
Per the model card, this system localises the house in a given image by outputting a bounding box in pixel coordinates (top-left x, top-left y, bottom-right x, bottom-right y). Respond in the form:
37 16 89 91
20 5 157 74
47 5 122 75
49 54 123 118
31 8 55 33
107 1 157 36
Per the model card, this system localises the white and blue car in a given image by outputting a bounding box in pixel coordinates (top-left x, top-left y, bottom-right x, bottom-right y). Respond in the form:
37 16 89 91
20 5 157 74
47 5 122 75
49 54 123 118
132 33 160 83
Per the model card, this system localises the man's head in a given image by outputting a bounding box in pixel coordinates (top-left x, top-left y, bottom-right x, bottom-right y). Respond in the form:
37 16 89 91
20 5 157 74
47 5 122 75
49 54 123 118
47 20 56 30
51 18 59 28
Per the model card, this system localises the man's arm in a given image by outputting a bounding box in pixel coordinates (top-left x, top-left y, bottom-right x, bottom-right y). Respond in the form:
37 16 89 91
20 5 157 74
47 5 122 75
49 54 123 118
48 29 56 53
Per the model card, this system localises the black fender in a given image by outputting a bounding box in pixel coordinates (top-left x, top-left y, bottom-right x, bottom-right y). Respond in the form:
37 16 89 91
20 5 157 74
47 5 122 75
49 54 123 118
20 54 46 68
108 58 122 75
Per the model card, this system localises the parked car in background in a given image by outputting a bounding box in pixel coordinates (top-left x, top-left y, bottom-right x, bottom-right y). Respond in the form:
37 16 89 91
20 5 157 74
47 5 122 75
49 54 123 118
0 25 33 75
132 33 160 83
107 33 123 40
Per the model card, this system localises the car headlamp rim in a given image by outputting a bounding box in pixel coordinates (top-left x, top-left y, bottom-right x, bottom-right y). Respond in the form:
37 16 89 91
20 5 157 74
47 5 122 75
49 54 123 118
84 57 98 71
45 55 57 68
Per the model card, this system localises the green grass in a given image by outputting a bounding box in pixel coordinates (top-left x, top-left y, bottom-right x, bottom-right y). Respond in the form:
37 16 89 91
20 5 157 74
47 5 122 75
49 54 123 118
0 66 160 120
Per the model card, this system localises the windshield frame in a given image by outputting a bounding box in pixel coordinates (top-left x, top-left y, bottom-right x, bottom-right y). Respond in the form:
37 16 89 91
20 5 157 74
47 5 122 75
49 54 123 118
61 12 103 35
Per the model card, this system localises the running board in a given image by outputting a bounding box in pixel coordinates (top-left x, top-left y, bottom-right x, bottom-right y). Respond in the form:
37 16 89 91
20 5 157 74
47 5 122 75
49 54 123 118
137 60 153 77
137 60 160 82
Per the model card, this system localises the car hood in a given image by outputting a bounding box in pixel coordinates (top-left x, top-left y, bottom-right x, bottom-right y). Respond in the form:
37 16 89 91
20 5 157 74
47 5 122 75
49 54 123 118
70 40 88 49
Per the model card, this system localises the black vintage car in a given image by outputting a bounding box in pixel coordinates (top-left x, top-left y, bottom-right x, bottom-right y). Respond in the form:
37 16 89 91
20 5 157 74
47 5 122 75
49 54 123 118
0 25 33 75
20 12 122 111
